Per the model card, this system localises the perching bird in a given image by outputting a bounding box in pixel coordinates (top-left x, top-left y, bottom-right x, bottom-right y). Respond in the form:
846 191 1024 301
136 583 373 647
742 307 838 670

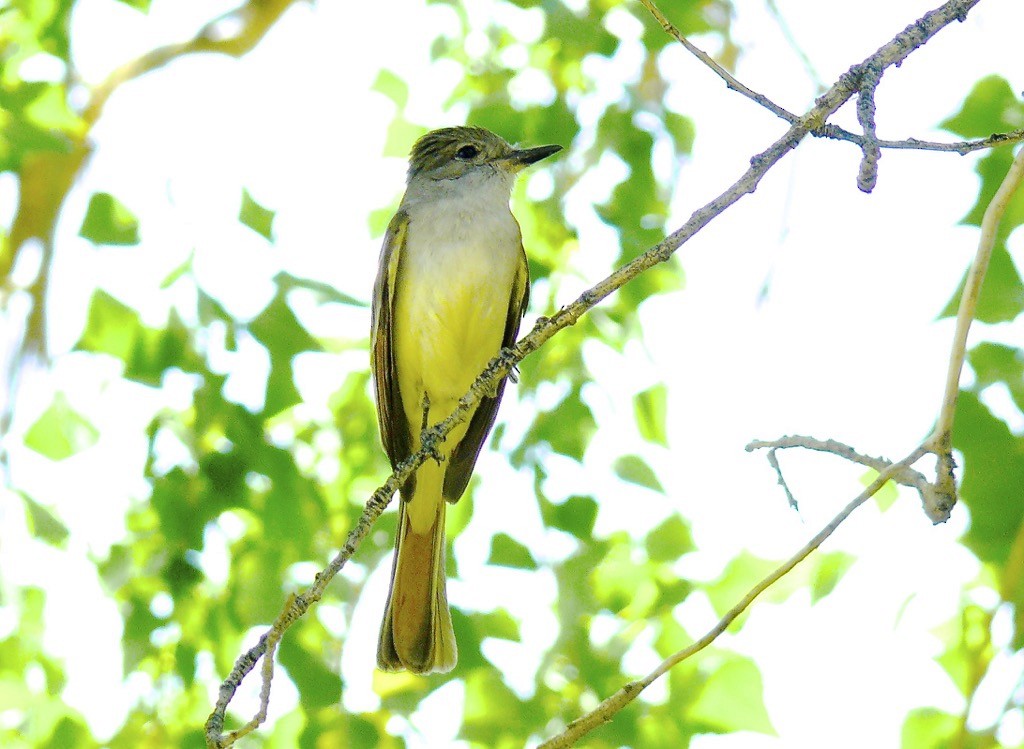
371 126 561 673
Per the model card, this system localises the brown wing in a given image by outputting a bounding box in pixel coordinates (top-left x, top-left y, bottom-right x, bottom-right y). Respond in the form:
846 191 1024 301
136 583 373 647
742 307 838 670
371 211 414 490
442 241 530 502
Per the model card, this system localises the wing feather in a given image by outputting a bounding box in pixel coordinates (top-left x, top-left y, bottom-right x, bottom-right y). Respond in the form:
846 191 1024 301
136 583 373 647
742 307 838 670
372 211 415 496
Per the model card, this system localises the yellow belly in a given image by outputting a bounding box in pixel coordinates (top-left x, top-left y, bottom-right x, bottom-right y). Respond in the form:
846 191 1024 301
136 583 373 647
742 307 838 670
392 232 517 453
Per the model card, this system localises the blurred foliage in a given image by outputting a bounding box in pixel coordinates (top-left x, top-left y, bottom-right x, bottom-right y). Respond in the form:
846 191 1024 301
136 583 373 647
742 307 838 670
0 1 1022 748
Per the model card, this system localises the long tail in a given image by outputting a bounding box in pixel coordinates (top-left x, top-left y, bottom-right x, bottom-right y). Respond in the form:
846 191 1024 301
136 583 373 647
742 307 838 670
377 463 456 674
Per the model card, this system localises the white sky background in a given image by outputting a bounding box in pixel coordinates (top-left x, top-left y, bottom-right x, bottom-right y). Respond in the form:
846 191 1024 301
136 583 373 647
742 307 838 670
2 0 1024 746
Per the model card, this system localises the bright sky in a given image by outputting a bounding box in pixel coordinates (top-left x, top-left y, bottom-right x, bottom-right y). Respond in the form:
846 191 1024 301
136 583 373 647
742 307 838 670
3 0 1024 746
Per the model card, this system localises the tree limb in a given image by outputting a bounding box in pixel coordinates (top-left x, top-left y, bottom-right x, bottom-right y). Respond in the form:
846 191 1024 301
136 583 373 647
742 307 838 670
924 144 1024 512
639 0 1024 161
537 447 929 749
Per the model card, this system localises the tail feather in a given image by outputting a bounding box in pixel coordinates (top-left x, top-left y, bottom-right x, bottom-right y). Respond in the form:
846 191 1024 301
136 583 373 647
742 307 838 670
377 493 456 674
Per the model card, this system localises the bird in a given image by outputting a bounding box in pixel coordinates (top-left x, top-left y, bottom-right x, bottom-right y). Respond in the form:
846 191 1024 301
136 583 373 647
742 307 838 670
371 126 561 674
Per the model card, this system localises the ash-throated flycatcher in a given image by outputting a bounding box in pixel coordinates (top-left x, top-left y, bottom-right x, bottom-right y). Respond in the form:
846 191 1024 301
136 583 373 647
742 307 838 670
371 126 561 673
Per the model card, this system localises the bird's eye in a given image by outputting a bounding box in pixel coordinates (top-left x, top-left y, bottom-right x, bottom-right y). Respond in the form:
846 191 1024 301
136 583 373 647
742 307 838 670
455 144 479 160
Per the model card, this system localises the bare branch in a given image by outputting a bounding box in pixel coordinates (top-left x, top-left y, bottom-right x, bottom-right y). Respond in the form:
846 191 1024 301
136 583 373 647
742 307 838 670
746 435 940 517
765 447 800 511
924 145 1024 512
817 125 1024 155
637 0 799 124
641 0 1024 160
537 447 930 749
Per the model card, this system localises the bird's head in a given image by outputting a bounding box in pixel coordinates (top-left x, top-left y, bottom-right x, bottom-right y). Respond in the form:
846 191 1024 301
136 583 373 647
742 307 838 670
407 126 561 183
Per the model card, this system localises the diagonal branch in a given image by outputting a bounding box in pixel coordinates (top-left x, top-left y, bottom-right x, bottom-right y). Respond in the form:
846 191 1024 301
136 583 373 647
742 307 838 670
83 0 301 125
638 0 799 123
641 0 1024 159
537 447 929 749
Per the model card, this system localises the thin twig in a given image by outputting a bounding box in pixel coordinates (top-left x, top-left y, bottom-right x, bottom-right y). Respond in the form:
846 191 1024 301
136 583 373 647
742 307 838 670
818 125 1024 155
638 0 799 123
746 435 941 519
640 0 1024 159
924 145 1024 514
765 447 800 510
537 447 929 749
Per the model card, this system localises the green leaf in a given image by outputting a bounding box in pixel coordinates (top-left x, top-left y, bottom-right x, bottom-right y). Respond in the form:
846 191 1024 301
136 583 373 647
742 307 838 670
939 243 1024 323
953 391 1024 565
371 69 409 110
473 608 521 641
41 715 95 749
968 342 1024 413
634 384 668 447
901 708 959 749
122 595 162 672
239 188 275 240
371 70 425 159
150 468 205 550
810 551 855 603
664 112 695 155
163 554 203 599
933 604 992 696
368 202 400 237
964 147 1024 237
278 625 342 709
114 0 152 10
592 535 657 616
941 75 1024 139
174 643 197 686
460 669 528 744
870 470 899 511
645 515 693 562
487 532 537 570
75 290 140 360
594 106 666 268
300 712 393 749
530 388 596 461
544 494 598 540
75 291 201 384
274 271 368 307
705 552 802 618
613 454 663 492
23 392 98 460
248 290 322 415
20 493 69 546
688 655 776 735
79 192 140 245
159 251 194 289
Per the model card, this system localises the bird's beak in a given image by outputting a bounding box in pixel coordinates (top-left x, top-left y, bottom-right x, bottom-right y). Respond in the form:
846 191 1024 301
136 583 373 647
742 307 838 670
501 144 563 173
